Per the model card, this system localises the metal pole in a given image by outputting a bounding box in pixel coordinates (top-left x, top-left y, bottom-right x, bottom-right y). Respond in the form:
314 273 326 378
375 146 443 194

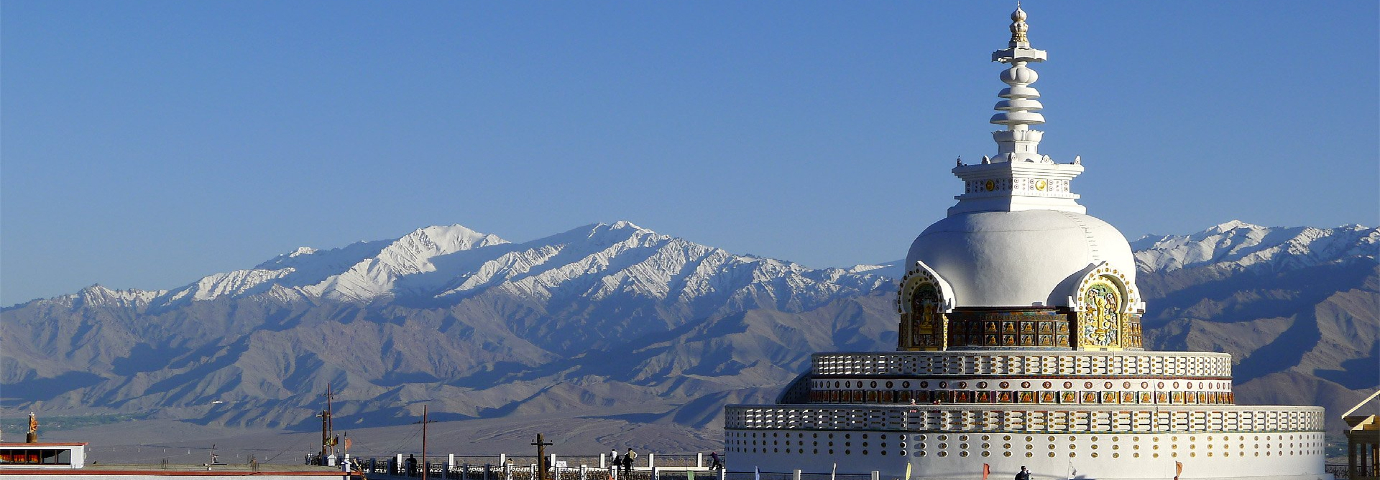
327 383 334 456
422 405 429 480
532 434 553 480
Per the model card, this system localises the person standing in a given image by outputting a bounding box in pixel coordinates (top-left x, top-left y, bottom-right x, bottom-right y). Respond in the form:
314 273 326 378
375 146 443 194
1015 465 1031 480
624 448 637 476
610 449 620 475
709 451 723 471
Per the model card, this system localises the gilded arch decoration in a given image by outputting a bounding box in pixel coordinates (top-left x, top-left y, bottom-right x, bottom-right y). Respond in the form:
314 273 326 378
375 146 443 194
897 260 955 351
1070 262 1145 351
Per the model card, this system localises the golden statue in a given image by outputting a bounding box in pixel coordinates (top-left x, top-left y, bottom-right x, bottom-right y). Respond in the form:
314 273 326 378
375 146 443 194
26 412 38 443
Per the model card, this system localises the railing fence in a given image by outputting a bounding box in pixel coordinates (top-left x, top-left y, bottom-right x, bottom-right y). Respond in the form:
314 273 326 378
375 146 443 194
349 453 726 480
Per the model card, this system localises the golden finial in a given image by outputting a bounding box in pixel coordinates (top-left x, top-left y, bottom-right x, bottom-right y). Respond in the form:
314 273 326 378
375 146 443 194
1009 4 1029 48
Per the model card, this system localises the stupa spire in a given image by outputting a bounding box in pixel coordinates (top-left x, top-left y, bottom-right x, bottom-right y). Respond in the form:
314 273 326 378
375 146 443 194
947 5 1085 216
989 5 1048 163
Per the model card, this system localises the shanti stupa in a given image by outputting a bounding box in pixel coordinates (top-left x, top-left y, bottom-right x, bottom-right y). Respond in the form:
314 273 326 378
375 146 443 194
723 7 1327 480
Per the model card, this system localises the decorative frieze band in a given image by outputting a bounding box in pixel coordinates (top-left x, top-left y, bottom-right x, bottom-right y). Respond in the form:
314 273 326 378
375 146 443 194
813 351 1231 378
724 405 1324 435
808 376 1234 406
964 177 1071 196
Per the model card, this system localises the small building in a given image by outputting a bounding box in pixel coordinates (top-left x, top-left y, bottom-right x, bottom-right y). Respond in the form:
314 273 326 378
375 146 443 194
0 441 359 479
0 442 86 469
1345 391 1380 480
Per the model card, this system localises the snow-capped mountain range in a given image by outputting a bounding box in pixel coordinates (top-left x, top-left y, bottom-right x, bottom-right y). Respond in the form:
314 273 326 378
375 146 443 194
50 221 889 312
2 220 1375 438
1133 220 1378 273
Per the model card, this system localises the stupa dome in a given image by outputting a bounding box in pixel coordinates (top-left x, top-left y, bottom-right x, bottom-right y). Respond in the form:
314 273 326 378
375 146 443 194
904 209 1136 307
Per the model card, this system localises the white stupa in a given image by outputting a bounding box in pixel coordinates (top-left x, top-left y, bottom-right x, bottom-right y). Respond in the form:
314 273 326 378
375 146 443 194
724 6 1327 480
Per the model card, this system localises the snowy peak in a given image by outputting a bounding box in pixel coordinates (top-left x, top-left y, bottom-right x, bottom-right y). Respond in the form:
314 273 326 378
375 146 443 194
315 225 509 301
254 240 389 272
154 225 508 304
365 224 508 280
554 221 667 248
1206 219 1261 233
288 246 317 257
68 284 166 309
430 220 889 312
1133 221 1377 273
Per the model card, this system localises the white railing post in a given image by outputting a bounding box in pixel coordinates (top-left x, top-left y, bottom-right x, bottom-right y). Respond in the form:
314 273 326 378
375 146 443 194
794 470 802 480
450 454 456 474
647 453 655 470
396 454 404 475
697 453 703 468
581 465 588 480
600 454 606 469
871 471 880 480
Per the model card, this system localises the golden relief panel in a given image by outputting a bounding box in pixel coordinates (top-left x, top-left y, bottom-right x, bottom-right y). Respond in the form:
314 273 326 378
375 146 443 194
900 277 947 351
946 310 1073 348
1078 278 1122 348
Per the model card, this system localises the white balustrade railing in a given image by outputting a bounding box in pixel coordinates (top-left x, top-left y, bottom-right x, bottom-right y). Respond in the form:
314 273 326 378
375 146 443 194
725 404 1324 435
811 351 1231 378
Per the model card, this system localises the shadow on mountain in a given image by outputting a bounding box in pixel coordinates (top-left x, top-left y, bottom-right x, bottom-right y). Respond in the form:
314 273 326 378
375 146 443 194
445 362 537 388
260 307 311 332
1316 342 1380 389
1 372 104 402
1232 311 1321 384
670 391 764 429
440 312 747 389
113 343 193 376
281 354 327 389
377 371 442 387
145 337 252 395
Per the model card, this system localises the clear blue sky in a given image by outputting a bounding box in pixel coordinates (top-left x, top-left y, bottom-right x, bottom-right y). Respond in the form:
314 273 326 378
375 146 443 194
3 1 1377 306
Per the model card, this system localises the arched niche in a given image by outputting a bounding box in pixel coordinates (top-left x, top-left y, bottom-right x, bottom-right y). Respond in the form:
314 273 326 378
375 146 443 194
897 260 956 351
1069 262 1145 351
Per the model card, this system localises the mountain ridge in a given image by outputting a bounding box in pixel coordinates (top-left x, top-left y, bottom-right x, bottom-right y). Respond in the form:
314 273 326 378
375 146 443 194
1 219 1374 440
